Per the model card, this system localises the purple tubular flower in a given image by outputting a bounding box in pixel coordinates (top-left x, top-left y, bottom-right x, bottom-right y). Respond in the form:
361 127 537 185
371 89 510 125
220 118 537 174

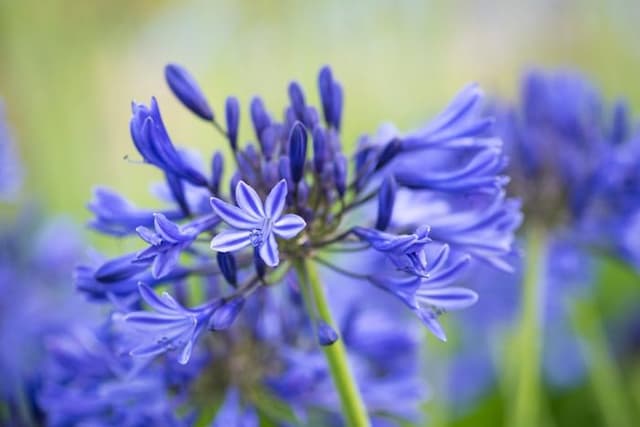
225 96 240 150
375 175 396 231
164 63 214 121
210 180 306 267
125 283 220 364
394 146 509 194
136 213 218 278
88 187 182 236
130 98 209 187
289 122 308 183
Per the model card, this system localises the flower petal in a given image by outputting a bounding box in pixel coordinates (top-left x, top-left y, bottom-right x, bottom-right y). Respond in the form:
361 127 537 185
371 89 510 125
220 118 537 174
273 214 306 239
235 181 265 219
154 213 183 243
210 197 260 229
152 248 181 278
210 229 252 252
264 179 288 219
137 283 179 314
415 309 447 341
416 287 478 311
259 233 279 267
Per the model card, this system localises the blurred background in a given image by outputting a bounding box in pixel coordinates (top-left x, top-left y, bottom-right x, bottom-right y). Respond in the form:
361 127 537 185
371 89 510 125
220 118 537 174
1 0 640 425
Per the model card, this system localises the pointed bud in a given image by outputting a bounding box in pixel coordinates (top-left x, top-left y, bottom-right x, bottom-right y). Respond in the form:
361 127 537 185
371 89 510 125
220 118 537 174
332 81 343 131
312 126 326 173
334 154 347 197
254 248 266 279
211 152 224 195
259 126 278 160
318 66 344 130
225 96 240 151
376 175 396 231
317 320 339 346
94 253 149 282
289 122 308 183
250 97 271 140
209 297 245 330
288 81 306 121
217 252 237 287
375 138 403 171
164 64 213 121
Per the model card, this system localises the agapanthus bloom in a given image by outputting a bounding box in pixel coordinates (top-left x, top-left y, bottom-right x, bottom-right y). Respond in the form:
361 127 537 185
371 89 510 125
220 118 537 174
437 70 640 415
78 63 519 423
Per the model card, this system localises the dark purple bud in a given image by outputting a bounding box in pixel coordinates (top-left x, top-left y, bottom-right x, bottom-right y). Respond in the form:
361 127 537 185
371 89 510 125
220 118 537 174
375 138 403 171
375 175 396 231
208 297 245 330
217 252 237 287
211 152 223 195
254 248 266 279
288 81 306 121
611 99 629 144
317 320 339 346
334 153 347 197
312 127 326 173
164 64 213 121
289 122 308 183
225 96 240 151
94 253 148 282
250 97 271 140
260 126 277 160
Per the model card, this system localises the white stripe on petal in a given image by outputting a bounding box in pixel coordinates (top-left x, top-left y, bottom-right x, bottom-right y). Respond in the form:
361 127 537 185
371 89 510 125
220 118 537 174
235 181 265 219
210 229 252 252
416 287 478 311
273 213 306 239
210 197 260 229
264 179 288 219
259 233 279 267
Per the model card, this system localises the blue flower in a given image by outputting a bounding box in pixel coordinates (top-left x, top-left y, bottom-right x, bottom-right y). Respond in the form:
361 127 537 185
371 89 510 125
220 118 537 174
124 283 220 364
210 179 307 267
136 213 219 278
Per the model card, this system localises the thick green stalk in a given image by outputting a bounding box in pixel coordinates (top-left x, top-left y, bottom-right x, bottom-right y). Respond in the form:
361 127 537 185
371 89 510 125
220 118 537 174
511 228 545 427
292 258 371 427
572 300 634 427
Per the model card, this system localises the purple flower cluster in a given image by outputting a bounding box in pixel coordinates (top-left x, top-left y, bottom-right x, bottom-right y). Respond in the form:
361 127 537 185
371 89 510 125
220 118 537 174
66 64 519 424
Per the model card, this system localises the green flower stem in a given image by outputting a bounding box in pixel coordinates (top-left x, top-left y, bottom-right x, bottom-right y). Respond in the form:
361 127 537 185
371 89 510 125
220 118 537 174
572 300 634 427
512 227 545 427
292 257 371 427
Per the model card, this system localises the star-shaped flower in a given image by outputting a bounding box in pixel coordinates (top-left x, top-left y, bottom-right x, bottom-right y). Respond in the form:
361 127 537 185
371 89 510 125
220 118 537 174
209 180 307 267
